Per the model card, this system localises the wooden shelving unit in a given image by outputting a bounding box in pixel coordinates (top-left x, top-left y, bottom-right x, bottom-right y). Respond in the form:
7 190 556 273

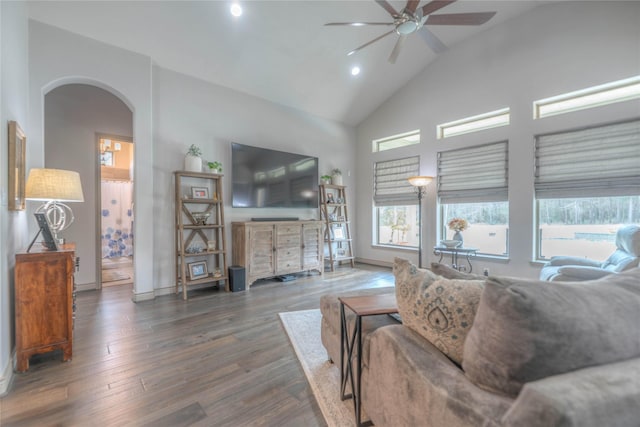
319 184 354 272
174 171 228 299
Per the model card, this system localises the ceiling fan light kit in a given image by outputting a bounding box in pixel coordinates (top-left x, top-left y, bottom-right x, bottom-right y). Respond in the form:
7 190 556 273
326 0 496 63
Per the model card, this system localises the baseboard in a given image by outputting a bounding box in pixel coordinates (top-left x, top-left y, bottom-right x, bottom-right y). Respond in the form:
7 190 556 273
131 290 156 302
354 257 393 269
0 355 14 397
76 282 98 292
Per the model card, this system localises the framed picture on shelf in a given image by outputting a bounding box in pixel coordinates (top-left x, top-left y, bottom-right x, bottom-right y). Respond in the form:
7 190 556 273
333 226 345 240
191 186 209 199
326 193 335 204
188 261 208 280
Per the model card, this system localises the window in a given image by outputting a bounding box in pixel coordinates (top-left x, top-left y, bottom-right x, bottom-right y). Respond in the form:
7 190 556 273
535 119 640 259
374 156 420 248
437 108 509 139
533 75 640 119
372 130 420 152
538 197 640 260
438 141 509 256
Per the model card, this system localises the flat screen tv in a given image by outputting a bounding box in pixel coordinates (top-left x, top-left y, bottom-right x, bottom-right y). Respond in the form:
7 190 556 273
232 142 318 208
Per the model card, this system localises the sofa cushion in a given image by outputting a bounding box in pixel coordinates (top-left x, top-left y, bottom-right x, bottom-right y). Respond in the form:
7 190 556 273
393 258 485 364
462 268 640 397
430 262 486 280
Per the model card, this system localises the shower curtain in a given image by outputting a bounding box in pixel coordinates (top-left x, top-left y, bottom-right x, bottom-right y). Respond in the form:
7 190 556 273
101 181 134 258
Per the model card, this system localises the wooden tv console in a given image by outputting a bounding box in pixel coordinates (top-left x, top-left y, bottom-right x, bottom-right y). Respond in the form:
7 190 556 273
231 220 323 287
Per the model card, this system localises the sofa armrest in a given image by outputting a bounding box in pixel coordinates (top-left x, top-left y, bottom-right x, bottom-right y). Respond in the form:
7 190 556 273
546 256 601 267
555 265 613 280
502 357 640 427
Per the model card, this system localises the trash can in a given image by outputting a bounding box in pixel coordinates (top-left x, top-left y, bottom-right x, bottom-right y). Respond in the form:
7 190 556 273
228 265 246 292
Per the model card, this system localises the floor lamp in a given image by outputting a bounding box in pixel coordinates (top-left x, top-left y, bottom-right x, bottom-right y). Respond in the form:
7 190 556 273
408 176 434 268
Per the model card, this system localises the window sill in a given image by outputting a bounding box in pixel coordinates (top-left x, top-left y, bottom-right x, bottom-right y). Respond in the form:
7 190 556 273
372 244 418 252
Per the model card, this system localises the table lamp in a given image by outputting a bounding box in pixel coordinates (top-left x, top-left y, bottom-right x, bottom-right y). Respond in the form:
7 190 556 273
25 168 84 244
408 175 434 268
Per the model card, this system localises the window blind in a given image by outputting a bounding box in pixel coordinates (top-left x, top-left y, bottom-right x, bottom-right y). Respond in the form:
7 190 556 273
438 141 508 203
535 119 640 199
373 156 420 206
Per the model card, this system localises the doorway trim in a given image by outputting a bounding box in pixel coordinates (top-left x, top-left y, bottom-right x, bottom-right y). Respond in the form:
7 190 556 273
95 132 134 290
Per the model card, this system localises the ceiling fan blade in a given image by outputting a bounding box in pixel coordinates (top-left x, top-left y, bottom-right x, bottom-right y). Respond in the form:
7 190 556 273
418 27 447 53
325 22 394 27
388 35 407 64
421 0 457 17
405 0 421 13
375 0 399 17
426 12 497 26
347 30 395 56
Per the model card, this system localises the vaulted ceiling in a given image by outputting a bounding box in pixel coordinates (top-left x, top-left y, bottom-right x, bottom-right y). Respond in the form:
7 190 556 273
28 1 546 125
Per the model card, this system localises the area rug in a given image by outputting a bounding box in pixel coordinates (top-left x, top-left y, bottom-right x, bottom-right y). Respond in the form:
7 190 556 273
279 309 356 427
102 270 131 283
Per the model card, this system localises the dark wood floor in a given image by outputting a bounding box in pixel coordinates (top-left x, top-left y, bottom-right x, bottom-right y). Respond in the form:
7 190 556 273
1 264 393 426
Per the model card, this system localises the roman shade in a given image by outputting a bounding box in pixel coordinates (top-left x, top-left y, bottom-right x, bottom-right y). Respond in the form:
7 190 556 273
535 119 640 199
374 156 420 206
438 141 508 203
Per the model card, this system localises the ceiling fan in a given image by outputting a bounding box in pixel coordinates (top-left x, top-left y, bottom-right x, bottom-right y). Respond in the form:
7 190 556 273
325 0 497 63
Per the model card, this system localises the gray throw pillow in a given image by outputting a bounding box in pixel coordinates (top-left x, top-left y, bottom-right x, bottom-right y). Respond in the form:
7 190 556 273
462 268 640 397
430 262 485 280
393 258 484 364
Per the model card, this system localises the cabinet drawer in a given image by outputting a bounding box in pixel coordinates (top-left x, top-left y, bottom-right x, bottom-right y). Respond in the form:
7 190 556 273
277 253 301 271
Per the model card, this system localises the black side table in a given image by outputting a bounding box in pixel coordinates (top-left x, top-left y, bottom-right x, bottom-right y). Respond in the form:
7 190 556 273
433 246 478 272
339 294 398 427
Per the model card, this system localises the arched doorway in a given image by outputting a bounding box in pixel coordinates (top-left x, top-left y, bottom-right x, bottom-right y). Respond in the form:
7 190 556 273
44 83 134 290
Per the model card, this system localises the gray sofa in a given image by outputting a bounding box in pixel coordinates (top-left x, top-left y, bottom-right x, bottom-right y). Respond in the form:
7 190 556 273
320 261 640 427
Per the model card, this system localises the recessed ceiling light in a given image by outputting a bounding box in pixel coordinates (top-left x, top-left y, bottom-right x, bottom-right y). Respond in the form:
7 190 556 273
230 3 242 17
351 66 361 76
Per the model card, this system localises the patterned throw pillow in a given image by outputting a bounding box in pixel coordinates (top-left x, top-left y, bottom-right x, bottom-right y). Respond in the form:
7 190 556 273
393 258 485 364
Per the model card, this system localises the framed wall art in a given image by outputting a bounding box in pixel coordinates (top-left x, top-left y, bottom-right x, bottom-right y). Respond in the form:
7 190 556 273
8 121 26 211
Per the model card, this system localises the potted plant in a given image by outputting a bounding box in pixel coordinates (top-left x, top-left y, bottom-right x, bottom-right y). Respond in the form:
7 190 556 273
207 161 222 173
331 168 343 186
320 174 332 185
185 144 203 172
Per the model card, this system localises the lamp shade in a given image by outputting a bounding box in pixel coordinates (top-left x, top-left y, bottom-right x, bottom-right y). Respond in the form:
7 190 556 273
25 168 84 202
408 176 434 187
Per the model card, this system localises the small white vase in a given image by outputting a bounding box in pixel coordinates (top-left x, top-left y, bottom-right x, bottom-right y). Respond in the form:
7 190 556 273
453 231 463 246
332 174 343 186
184 155 202 172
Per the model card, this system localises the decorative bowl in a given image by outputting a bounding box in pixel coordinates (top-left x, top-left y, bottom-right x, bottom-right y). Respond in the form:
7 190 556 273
192 212 210 225
441 240 461 248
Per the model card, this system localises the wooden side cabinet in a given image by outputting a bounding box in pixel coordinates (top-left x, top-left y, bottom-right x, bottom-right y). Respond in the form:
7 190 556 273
15 244 75 372
232 221 323 288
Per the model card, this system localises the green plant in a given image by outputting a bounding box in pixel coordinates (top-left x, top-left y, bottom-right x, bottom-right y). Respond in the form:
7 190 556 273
208 161 222 171
331 168 342 176
320 175 332 181
186 144 202 157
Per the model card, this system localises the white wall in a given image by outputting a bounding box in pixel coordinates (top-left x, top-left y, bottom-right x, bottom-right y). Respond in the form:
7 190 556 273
28 21 356 297
0 1 29 395
355 1 640 277
29 20 155 300
152 67 356 291
45 84 133 286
